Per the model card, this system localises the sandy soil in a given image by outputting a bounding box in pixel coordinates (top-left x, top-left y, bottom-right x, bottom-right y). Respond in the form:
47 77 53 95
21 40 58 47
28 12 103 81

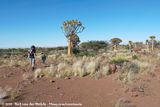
0 63 160 107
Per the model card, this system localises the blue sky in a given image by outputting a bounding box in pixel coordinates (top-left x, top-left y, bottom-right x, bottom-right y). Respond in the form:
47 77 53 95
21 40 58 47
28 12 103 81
0 0 160 48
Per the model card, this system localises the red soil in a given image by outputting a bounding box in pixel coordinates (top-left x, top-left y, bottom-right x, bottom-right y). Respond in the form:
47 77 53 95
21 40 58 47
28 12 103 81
0 64 160 107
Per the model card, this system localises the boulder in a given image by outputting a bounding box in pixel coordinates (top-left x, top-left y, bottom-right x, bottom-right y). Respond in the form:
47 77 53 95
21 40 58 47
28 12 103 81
0 87 9 99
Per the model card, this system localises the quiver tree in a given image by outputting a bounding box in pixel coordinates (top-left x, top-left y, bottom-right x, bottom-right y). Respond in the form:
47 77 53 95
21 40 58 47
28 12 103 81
133 42 143 49
128 41 133 51
61 20 85 56
146 40 149 51
133 42 137 48
110 38 122 51
149 36 156 51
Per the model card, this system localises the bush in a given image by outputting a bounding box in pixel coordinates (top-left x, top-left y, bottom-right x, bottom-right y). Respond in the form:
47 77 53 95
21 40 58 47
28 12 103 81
34 55 110 78
72 60 88 77
34 68 44 78
72 47 80 55
110 55 129 65
132 55 138 60
117 60 153 84
117 62 140 83
85 61 99 76
0 60 4 66
77 50 97 56
101 65 110 75
34 65 57 78
80 41 108 51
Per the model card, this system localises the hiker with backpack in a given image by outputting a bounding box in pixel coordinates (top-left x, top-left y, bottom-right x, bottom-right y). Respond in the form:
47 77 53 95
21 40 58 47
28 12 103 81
41 52 47 64
28 45 36 70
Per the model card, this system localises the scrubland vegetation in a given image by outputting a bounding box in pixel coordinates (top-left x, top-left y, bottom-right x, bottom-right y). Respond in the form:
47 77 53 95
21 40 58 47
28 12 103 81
0 39 159 85
1 41 159 106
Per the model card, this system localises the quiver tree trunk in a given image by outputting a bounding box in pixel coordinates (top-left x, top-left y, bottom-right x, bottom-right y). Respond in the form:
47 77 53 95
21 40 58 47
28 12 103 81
151 40 154 51
149 36 156 52
129 44 132 51
134 43 137 48
68 39 73 56
146 43 149 52
113 45 117 51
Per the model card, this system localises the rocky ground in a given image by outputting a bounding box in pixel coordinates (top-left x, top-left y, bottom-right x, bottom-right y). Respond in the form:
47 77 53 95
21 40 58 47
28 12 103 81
0 63 160 107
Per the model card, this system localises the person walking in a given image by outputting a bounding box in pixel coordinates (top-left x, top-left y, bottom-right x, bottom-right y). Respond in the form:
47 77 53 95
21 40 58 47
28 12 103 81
28 45 36 70
41 52 47 64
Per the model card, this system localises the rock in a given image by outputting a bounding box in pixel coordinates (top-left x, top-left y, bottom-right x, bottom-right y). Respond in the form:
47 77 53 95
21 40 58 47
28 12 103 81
138 87 144 92
39 74 45 78
131 92 139 97
3 75 7 78
0 99 4 105
109 64 117 73
3 74 10 78
116 65 121 71
131 87 138 92
0 87 9 99
65 77 71 80
124 88 129 93
115 98 136 107
56 87 60 90
50 80 55 83
4 86 12 92
9 72 14 76
60 93 64 96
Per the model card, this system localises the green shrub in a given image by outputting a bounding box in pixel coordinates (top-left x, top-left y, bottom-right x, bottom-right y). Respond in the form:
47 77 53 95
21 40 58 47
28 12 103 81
110 55 129 65
117 62 139 84
80 40 108 51
132 55 138 60
77 50 97 56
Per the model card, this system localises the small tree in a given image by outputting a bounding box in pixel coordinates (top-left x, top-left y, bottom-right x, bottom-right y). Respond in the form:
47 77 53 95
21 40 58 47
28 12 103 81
146 40 149 51
128 41 133 51
133 42 143 49
110 38 122 51
80 40 108 51
134 42 137 48
149 36 156 51
61 20 85 56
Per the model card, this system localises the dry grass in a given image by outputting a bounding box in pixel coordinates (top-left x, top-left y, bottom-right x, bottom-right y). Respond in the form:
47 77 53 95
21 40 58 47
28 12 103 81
33 51 158 81
1 50 158 82
34 55 107 78
0 58 29 68
34 68 44 78
100 65 110 75
22 72 34 80
117 60 154 84
72 60 87 77
10 89 20 100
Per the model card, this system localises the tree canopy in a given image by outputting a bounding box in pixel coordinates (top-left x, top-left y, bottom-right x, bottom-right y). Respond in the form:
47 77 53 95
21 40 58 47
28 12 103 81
80 40 108 51
149 36 156 40
61 20 85 39
110 38 122 45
